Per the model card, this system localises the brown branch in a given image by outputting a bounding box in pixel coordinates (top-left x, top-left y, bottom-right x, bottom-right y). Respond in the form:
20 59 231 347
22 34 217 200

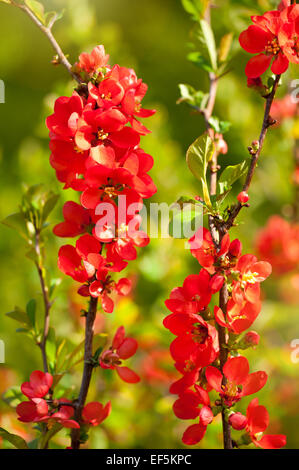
35 230 51 373
11 0 81 83
224 74 281 231
71 296 98 449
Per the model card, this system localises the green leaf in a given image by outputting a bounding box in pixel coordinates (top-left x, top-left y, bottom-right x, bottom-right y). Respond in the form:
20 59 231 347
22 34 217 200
187 51 214 73
26 299 36 327
2 212 28 240
186 133 214 182
45 327 56 370
177 83 208 109
208 117 232 134
186 134 215 212
41 193 59 224
181 0 208 19
218 161 249 194
193 19 217 72
6 307 30 327
0 428 28 449
24 0 45 24
2 386 24 407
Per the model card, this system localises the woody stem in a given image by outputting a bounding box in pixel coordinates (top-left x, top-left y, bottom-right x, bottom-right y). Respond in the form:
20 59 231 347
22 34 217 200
71 296 98 449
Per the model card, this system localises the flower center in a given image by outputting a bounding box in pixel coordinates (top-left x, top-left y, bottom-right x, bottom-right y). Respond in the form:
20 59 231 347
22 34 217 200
191 325 208 344
98 129 109 141
264 38 280 55
241 271 258 286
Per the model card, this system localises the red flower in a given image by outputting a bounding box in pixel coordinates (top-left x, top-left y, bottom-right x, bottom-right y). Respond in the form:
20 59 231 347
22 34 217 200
165 269 212 315
99 326 140 383
53 201 91 238
245 398 286 449
21 370 53 399
239 4 299 77
16 399 48 423
214 298 262 334
164 313 219 367
206 356 267 407
189 228 230 270
38 399 80 429
58 245 91 283
256 216 299 274
230 398 286 449
173 385 213 446
46 92 84 140
76 45 110 75
232 254 272 304
82 401 111 427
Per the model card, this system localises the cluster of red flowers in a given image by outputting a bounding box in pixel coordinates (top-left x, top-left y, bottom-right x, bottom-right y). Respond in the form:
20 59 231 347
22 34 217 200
47 45 156 313
164 227 286 448
15 46 154 437
16 371 111 430
239 0 299 78
256 216 299 275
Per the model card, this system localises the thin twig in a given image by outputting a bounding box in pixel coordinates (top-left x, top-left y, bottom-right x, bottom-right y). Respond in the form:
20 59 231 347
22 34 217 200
224 75 281 231
11 0 81 83
71 296 98 449
35 230 51 373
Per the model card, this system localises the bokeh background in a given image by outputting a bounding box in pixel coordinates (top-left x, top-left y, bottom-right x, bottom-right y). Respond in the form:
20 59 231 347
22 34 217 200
0 0 298 449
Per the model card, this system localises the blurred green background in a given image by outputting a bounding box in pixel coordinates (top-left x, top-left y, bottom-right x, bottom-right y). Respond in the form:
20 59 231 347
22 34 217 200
0 0 298 449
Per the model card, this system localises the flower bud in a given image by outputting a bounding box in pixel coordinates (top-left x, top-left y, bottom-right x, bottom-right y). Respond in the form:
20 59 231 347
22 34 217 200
244 330 260 346
209 274 224 293
251 140 259 152
229 239 242 258
229 412 247 430
237 191 249 204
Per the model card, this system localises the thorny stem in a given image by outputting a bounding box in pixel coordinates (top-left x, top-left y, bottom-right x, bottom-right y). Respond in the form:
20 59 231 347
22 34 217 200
11 0 81 83
35 230 51 374
71 296 98 449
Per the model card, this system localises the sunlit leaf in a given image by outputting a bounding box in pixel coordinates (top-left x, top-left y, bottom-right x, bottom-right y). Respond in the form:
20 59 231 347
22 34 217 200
24 0 45 24
218 32 233 63
193 19 217 72
218 161 249 194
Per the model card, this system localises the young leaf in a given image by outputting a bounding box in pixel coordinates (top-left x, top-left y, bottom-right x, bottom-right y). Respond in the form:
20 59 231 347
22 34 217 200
24 0 45 24
2 386 24 407
181 0 208 19
26 299 36 327
218 161 249 194
0 428 28 449
193 19 217 72
45 327 56 371
6 307 30 327
41 193 59 224
186 133 214 182
2 212 28 240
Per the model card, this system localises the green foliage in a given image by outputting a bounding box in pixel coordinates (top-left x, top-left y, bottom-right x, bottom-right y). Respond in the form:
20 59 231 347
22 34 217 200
177 83 209 109
186 133 214 211
0 428 28 449
181 0 208 20
208 117 231 134
190 19 217 73
218 161 249 194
